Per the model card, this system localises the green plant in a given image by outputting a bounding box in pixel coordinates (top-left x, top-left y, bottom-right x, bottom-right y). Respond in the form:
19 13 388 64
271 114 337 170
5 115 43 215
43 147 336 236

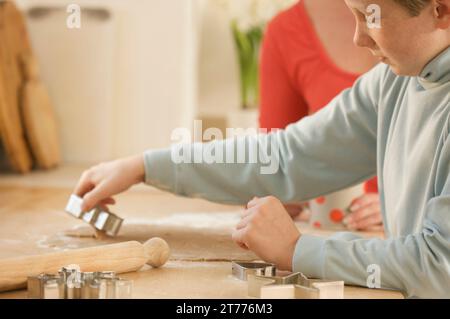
231 21 263 110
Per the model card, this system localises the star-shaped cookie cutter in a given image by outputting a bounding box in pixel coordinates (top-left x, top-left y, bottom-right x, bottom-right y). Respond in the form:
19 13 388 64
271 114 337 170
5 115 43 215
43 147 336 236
248 272 344 299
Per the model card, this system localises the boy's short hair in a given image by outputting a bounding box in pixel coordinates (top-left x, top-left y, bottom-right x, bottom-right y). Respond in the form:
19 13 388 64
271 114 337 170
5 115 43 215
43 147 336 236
394 0 431 16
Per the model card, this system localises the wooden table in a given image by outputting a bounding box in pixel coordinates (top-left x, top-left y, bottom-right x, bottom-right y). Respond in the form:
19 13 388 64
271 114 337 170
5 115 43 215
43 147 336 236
0 166 404 299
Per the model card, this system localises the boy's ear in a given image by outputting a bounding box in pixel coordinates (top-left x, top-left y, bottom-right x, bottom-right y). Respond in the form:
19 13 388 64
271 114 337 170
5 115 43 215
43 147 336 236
434 0 450 29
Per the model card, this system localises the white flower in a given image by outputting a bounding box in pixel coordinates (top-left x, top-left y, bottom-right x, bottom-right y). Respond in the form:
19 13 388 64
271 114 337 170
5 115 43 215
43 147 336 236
213 0 297 31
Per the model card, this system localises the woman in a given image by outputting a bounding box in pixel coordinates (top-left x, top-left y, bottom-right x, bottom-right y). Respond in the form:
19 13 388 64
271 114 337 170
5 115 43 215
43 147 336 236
259 0 382 231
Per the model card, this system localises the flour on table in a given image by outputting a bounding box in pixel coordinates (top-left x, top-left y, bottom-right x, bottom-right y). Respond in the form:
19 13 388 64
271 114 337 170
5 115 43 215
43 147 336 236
126 212 241 229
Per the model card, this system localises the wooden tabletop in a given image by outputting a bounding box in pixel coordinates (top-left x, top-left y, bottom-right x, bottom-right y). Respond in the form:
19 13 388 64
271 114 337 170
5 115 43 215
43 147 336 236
0 165 404 299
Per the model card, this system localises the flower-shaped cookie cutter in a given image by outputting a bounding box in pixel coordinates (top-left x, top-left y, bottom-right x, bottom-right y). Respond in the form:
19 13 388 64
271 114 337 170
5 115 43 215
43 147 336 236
28 268 132 299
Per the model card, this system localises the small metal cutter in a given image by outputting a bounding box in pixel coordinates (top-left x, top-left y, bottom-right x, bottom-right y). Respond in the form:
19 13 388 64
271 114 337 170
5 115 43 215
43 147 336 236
28 268 132 299
247 271 344 299
65 194 123 236
27 274 62 299
231 261 276 281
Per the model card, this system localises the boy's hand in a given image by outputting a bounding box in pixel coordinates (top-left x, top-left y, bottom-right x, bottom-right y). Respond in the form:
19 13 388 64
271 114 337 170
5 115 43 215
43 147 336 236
74 154 145 212
233 196 301 271
344 193 384 231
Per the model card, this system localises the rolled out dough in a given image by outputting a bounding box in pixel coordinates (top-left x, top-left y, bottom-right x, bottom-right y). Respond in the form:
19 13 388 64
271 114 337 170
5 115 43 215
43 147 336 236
44 215 257 262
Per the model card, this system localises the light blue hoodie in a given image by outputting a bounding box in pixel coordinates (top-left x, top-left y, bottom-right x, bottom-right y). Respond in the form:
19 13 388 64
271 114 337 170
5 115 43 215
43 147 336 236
144 47 450 298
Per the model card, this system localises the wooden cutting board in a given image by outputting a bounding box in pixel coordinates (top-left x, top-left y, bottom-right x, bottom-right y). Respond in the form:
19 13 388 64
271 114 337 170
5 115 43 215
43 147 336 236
0 1 33 173
20 53 61 169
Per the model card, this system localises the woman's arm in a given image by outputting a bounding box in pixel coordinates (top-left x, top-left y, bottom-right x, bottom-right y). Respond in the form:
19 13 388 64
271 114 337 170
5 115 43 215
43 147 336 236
259 19 309 131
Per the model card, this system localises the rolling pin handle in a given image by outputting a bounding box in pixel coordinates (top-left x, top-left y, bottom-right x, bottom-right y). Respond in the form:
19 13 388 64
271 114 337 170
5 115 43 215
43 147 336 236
143 237 170 268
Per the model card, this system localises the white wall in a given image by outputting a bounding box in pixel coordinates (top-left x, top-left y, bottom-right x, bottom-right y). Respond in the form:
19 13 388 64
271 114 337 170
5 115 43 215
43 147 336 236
196 0 241 118
13 0 257 164
15 0 198 163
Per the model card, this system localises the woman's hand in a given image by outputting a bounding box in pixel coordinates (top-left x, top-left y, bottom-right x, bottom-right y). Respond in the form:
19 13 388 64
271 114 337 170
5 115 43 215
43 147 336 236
74 154 145 212
283 203 311 221
233 196 301 271
344 193 384 231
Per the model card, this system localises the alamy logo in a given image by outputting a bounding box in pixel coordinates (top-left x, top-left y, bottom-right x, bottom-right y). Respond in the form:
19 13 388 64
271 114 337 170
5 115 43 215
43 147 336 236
366 264 381 289
66 4 81 29
366 4 381 29
170 121 281 175
65 264 82 288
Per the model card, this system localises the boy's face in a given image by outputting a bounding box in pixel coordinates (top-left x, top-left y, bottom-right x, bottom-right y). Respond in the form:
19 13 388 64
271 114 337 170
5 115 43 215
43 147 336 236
345 0 447 76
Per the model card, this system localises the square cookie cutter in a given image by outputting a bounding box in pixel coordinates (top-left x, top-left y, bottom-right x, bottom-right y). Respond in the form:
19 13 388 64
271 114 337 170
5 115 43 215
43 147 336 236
28 268 132 299
231 261 276 281
65 194 123 236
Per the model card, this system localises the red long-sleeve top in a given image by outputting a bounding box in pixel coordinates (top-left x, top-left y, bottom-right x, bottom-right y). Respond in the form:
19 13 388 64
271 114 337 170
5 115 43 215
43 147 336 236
259 1 378 193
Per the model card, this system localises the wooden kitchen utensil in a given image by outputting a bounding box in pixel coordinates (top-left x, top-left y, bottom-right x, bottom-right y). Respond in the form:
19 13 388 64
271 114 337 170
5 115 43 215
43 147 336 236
20 52 61 169
0 1 33 173
0 238 170 293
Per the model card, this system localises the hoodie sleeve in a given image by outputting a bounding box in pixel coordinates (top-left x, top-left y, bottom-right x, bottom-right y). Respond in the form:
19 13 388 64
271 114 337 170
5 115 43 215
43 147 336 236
143 64 384 205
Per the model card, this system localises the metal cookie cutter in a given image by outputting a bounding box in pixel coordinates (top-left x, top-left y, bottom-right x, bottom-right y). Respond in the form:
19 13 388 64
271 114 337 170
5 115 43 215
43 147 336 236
65 194 123 236
248 272 344 299
231 261 276 281
28 268 133 299
27 274 62 299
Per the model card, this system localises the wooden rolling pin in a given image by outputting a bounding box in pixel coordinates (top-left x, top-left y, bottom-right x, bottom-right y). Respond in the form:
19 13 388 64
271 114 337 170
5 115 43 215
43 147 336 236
0 237 170 293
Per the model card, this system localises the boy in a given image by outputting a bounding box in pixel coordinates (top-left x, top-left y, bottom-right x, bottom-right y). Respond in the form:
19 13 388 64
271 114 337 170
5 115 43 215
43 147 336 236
74 0 449 298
